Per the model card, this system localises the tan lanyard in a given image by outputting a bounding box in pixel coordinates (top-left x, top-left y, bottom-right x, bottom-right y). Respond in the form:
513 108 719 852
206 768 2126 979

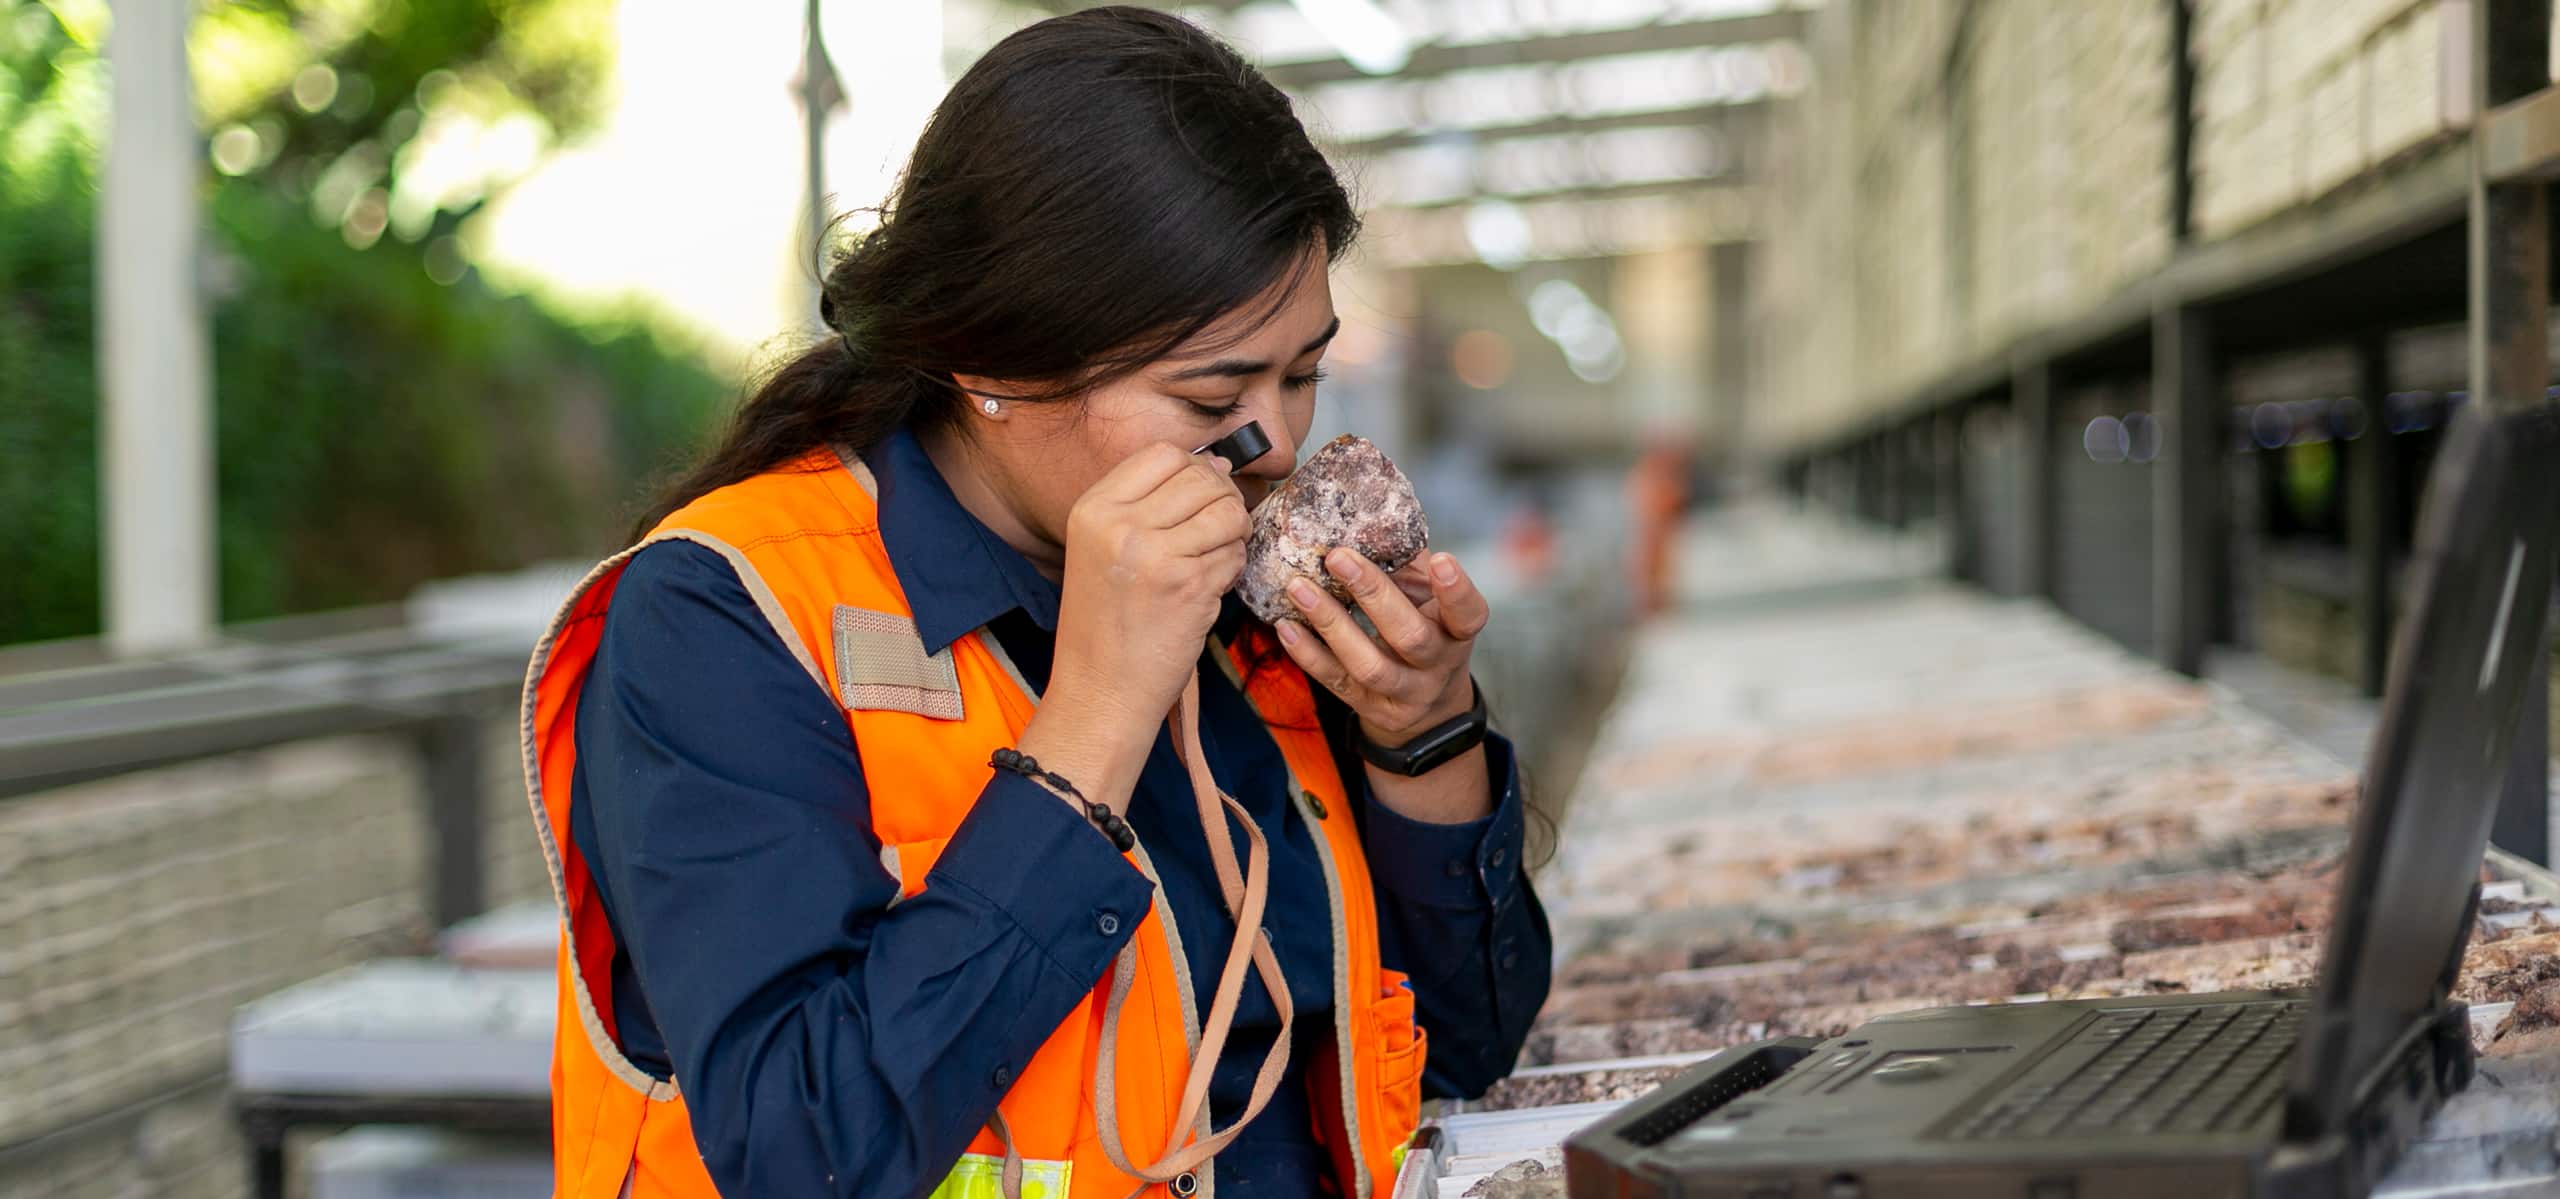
996 656 1295 1198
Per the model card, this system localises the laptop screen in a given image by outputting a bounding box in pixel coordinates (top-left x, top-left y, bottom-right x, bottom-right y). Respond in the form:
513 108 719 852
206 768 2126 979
2289 402 2560 1128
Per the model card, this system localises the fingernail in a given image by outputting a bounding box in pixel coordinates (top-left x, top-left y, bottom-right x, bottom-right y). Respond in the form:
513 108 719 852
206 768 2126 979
1326 550 1360 581
1276 621 1302 646
1288 578 1321 609
1433 554 1459 584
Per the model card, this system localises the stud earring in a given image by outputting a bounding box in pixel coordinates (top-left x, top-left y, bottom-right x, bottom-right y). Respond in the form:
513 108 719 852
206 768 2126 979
981 399 1001 416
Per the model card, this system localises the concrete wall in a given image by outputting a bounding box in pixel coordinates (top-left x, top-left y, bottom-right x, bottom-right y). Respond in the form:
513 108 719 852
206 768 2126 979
0 713 542 1198
1750 0 2472 454
8 1085 246 1199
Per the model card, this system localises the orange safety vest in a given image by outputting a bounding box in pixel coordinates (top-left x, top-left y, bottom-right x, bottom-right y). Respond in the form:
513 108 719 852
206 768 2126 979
520 447 1428 1199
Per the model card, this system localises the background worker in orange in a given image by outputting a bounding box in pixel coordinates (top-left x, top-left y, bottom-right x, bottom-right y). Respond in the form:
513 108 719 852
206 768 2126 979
523 8 1551 1197
1629 441 1692 620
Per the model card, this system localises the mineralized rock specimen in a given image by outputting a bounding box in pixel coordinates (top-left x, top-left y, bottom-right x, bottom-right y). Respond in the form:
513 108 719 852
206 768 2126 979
1238 434 1429 624
1461 1160 1563 1199
1473 1065 1694 1111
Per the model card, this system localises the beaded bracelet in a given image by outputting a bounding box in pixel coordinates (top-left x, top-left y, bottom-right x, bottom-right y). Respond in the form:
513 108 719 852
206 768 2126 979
991 747 1136 852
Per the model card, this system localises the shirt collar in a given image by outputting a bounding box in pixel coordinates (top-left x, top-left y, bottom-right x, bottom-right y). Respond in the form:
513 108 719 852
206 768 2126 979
862 427 1063 656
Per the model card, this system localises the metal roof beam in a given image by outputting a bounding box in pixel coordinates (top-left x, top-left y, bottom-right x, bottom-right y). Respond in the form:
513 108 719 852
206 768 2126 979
2482 82 2560 184
1332 98 1766 155
1362 186 1756 267
1388 174 1745 211
1362 122 1742 208
1258 8 1808 88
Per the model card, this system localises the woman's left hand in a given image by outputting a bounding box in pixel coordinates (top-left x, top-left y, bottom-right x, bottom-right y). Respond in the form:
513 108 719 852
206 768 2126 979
1275 547 1490 745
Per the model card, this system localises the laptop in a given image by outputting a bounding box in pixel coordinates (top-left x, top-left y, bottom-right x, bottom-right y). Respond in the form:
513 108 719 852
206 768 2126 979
1565 397 2560 1199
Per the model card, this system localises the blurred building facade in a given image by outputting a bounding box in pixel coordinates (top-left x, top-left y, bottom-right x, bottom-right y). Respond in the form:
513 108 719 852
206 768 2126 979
1733 0 2556 807
1751 0 2464 451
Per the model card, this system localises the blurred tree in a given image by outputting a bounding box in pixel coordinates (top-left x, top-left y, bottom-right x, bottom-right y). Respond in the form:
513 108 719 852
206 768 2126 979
0 0 728 647
191 0 613 252
0 1 110 646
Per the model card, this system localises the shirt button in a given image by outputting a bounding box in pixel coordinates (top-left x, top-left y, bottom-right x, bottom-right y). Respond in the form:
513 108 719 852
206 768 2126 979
1500 951 1521 972
1444 858 1468 879
991 1063 1013 1090
1095 911 1122 937
1172 1171 1200 1197
1306 793 1329 820
1487 846 1509 869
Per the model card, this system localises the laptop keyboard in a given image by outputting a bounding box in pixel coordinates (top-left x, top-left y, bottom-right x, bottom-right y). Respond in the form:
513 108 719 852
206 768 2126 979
1949 1001 2306 1140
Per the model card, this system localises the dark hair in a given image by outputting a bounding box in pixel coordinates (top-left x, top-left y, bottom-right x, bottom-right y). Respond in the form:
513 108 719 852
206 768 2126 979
631 5 1362 539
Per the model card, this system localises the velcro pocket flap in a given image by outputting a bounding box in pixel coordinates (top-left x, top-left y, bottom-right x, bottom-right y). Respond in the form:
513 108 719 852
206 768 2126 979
833 604 963 719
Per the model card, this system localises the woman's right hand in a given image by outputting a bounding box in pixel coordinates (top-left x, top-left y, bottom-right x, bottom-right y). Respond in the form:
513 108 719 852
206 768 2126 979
1017 442 1249 814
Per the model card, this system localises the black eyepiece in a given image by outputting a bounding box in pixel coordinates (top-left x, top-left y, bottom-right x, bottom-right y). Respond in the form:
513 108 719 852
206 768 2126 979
1194 420 1273 471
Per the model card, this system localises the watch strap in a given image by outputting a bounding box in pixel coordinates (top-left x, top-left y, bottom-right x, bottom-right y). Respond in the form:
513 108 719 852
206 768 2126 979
1356 679 1489 777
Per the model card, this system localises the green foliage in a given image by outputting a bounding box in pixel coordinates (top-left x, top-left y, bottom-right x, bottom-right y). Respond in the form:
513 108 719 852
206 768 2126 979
195 0 615 228
0 0 729 645
202 176 728 626
0 144 102 644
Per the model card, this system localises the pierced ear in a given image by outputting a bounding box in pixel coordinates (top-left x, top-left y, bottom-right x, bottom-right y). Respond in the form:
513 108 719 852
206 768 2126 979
954 375 1023 421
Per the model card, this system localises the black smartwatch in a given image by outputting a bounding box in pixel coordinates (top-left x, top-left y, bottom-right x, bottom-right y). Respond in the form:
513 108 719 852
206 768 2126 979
1357 679 1489 777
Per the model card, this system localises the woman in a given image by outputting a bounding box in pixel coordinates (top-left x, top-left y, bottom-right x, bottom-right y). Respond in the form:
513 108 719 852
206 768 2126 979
521 8 1551 1197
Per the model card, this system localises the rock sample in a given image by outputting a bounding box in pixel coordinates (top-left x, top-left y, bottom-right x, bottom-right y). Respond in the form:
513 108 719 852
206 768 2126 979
1461 1159 1562 1199
1238 434 1429 624
1473 1065 1696 1111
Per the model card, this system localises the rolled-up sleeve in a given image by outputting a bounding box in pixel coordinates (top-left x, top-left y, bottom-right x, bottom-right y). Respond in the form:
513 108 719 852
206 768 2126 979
1358 730 1554 1100
577 542 1154 1198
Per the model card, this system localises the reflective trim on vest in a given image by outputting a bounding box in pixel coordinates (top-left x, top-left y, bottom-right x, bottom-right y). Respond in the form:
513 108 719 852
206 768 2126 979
1296 779 1368 1199
521 530 801 1199
1215 634 1420 1199
932 1154 1072 1199
522 529 805 1100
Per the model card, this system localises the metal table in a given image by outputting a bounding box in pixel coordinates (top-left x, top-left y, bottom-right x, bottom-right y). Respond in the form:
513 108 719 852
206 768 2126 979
229 960 551 1199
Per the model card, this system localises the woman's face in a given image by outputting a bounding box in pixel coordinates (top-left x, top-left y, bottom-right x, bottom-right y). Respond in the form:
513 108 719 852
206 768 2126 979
961 239 1339 553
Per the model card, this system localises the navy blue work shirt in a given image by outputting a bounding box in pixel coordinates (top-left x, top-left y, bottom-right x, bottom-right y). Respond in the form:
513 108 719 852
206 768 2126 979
567 427 1552 1198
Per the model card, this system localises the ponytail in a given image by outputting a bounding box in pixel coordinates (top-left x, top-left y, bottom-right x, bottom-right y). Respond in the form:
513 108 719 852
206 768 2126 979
625 336 931 542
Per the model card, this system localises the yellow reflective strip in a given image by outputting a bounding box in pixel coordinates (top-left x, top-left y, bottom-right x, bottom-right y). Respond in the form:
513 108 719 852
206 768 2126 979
928 1153 1072 1199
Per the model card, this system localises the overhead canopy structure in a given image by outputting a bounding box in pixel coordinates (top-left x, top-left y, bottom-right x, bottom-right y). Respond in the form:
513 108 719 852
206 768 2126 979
1052 0 1812 267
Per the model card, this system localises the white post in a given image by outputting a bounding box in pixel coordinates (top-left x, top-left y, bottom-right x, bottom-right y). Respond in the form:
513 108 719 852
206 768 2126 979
98 0 215 656
799 0 832 326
